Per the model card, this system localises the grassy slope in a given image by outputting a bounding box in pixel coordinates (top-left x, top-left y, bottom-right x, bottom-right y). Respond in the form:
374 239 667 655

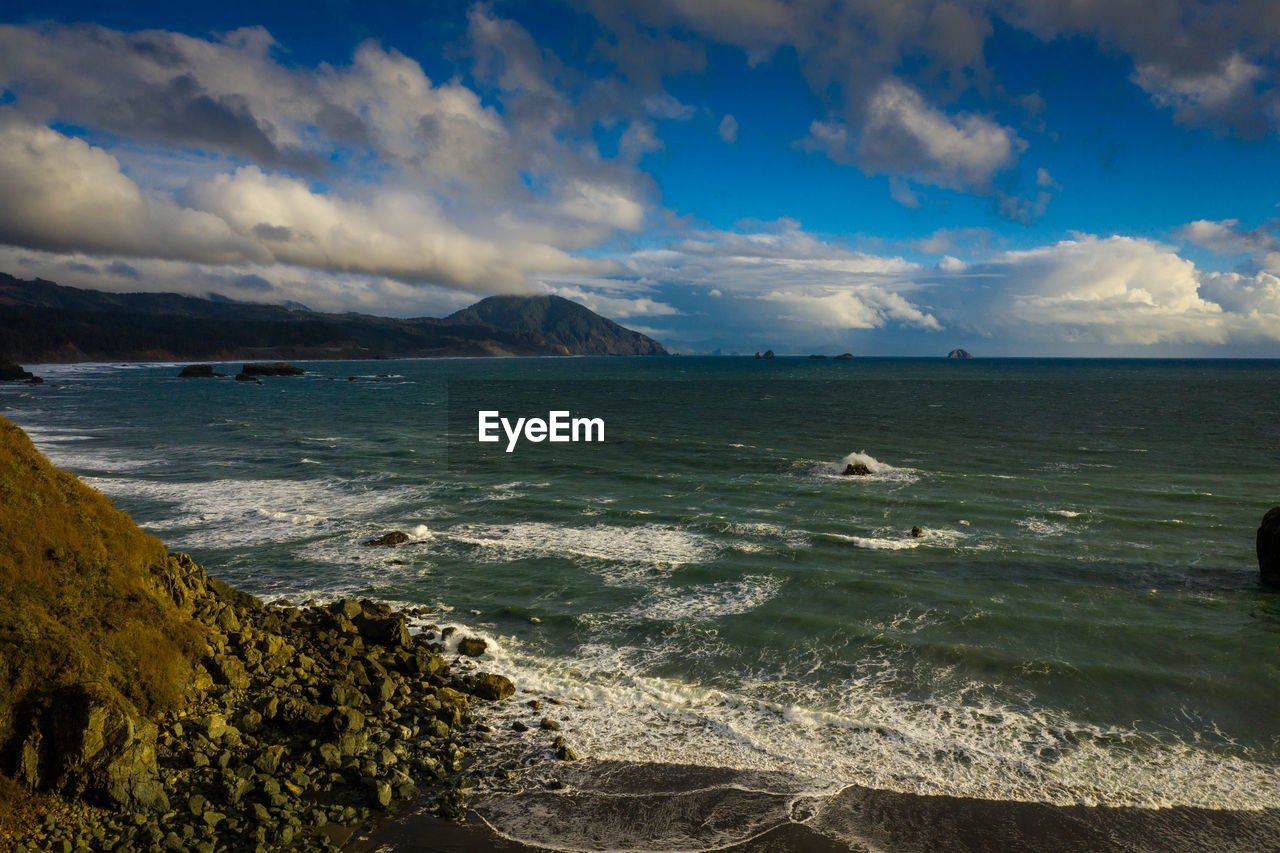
0 417 203 759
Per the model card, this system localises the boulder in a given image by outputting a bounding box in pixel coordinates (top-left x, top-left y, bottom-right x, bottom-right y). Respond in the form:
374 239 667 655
469 673 515 701
28 684 163 809
947 348 973 359
178 364 223 378
841 463 872 476
457 637 487 657
356 615 411 649
910 525 924 538
364 531 410 547
240 362 305 377
1258 506 1280 587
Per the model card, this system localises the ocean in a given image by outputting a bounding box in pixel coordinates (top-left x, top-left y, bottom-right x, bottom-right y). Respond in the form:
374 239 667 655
4 356 1279 851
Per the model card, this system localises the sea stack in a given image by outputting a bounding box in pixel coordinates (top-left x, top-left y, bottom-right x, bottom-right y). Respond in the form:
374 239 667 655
1258 507 1280 587
948 349 973 359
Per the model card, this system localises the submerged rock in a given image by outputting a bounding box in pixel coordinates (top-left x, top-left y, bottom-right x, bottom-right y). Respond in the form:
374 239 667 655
364 531 410 547
233 372 261 383
842 462 872 476
1258 507 1280 587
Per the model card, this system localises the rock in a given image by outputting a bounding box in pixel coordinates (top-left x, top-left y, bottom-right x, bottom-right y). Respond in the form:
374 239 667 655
457 637 487 657
369 779 392 809
511 721 529 732
177 365 223 378
364 531 410 547
762 349 775 359
240 362 305 377
947 348 973 359
232 373 261 383
841 462 872 476
539 717 561 731
911 525 924 538
329 598 364 620
808 354 827 359
0 358 36 381
754 352 761 359
470 673 515 701
835 353 854 360
1258 507 1280 587
357 615 411 649
331 706 365 734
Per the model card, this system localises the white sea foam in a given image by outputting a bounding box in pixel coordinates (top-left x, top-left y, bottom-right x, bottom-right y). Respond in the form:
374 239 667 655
1016 517 1070 537
813 451 920 484
82 475 428 549
623 576 783 622
433 617 1280 813
439 522 718 582
827 527 965 551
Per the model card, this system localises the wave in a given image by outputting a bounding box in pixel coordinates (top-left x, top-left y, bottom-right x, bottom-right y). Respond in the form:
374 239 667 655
826 527 966 551
623 576 783 622
813 451 920 484
425 615 1280 814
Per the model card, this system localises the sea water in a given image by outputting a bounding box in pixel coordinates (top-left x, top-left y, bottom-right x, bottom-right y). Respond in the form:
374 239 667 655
4 357 1279 846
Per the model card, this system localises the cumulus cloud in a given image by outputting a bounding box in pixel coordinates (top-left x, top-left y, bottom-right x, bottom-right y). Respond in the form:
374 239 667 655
0 119 262 264
961 236 1229 345
0 18 655 296
857 78 1024 193
1178 218 1280 271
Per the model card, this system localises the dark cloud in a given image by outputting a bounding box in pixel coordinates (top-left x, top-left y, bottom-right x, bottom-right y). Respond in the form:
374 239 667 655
105 260 141 279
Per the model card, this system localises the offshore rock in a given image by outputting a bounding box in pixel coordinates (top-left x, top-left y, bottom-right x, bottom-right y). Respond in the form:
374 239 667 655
457 637 487 657
0 358 37 381
177 364 223 378
948 348 973 359
1258 506 1280 587
233 373 261 383
365 531 410 547
836 353 854 360
842 463 872 476
240 362 305 376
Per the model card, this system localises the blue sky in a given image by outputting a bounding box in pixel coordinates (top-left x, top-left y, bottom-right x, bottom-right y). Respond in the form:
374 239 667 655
1 1 1278 355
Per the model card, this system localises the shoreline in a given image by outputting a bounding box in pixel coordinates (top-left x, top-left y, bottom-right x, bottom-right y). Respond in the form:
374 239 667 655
361 758 1280 853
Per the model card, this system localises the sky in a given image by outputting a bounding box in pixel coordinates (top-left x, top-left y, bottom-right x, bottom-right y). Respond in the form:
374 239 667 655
1 1 1279 356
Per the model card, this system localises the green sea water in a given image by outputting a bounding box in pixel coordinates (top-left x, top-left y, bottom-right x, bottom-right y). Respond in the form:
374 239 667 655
4 357 1279 821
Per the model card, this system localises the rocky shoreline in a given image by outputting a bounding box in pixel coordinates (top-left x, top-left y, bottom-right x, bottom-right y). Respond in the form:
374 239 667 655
9 552 528 853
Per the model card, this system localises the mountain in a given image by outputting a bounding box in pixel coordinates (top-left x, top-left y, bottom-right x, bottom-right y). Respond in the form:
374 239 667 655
0 275 668 362
447 295 666 356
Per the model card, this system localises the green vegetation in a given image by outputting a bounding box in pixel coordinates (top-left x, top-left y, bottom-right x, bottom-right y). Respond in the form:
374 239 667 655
0 417 203 760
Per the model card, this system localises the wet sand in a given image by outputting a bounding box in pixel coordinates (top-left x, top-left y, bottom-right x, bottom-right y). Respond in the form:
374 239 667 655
354 760 1280 852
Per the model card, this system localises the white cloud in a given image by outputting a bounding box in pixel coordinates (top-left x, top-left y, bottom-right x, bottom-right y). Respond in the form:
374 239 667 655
718 114 739 143
857 78 1024 193
968 236 1229 345
0 119 261 264
1133 53 1266 135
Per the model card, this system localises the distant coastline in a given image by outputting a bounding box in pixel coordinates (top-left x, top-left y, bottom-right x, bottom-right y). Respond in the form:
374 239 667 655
0 274 668 363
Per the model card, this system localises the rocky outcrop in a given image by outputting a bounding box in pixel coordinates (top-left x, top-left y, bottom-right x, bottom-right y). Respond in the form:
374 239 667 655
365 531 410 547
835 353 854 360
760 350 775 359
947 349 973 359
241 362 305 377
842 463 871 476
457 637 487 658
808 354 827 359
178 364 223 378
1258 507 1280 587
0 358 38 382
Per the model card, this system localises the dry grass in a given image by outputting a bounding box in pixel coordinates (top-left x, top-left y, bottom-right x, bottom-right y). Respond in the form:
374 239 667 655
0 416 204 766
